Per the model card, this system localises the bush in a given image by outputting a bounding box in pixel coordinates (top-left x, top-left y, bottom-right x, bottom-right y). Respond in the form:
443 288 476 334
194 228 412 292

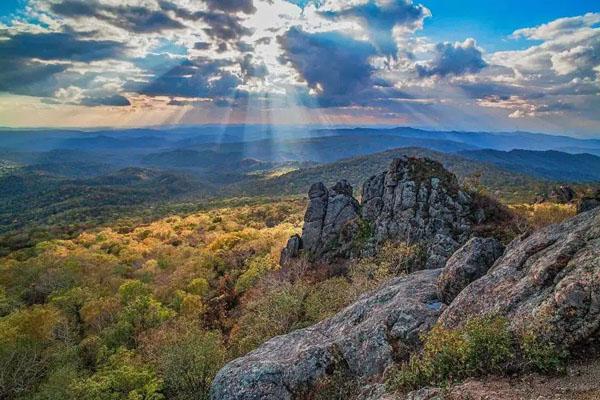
304 277 354 322
308 367 361 400
386 316 514 391
521 331 567 373
230 282 308 356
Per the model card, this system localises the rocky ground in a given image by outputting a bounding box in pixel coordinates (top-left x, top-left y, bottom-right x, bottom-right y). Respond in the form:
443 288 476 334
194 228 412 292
387 358 600 400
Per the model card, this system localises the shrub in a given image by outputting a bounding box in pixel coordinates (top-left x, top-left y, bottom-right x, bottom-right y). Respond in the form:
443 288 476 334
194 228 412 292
230 282 308 356
186 278 210 297
235 254 277 293
304 277 354 323
308 367 361 400
520 331 567 373
386 316 515 392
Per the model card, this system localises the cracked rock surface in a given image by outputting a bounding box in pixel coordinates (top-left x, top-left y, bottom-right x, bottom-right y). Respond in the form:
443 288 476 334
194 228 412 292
437 237 505 304
210 269 443 400
440 207 600 348
362 157 475 270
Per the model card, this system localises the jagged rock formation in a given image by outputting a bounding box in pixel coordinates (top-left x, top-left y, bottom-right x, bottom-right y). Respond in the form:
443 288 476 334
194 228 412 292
210 270 443 400
280 234 301 266
296 180 361 261
361 157 475 269
437 237 504 304
578 189 600 213
282 157 482 269
440 207 600 349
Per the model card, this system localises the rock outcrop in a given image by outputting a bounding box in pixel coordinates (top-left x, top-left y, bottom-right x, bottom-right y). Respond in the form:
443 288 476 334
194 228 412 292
437 237 505 304
210 269 444 400
213 204 600 400
296 180 361 261
362 157 475 269
577 189 600 214
440 207 600 349
282 157 484 269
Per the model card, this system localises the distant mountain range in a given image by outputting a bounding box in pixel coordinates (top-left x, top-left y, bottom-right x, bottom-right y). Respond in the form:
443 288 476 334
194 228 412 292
458 149 600 182
1 125 600 252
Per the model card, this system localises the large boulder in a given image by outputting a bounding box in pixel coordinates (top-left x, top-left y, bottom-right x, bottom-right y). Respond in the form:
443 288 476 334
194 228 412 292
299 180 361 261
362 157 475 269
210 269 444 400
440 207 600 349
577 189 600 214
437 237 505 304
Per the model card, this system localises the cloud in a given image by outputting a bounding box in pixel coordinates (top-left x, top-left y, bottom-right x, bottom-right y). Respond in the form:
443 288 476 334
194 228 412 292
320 0 430 56
278 26 381 106
240 54 268 79
156 1 253 43
134 58 241 99
493 13 600 80
0 58 68 96
50 0 185 33
205 0 256 14
416 38 487 78
81 94 131 107
0 31 127 62
198 11 254 41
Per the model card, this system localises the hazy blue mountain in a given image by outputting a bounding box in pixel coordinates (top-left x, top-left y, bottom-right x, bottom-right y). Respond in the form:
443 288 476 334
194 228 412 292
316 127 600 152
187 135 477 163
459 149 600 182
229 147 552 203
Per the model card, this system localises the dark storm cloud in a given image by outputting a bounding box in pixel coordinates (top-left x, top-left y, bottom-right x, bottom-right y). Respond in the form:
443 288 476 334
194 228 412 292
417 39 487 78
205 0 256 14
0 31 126 62
134 58 241 98
320 0 429 56
50 0 184 33
157 1 253 41
198 11 254 41
0 58 68 96
81 94 131 107
278 27 383 106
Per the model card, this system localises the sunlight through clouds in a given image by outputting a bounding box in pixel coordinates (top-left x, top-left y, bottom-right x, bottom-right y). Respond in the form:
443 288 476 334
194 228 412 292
0 1 597 134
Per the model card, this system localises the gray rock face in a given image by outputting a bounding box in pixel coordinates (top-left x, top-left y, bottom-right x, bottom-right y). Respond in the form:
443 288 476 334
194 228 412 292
437 237 505 304
210 269 443 400
362 157 474 270
440 207 600 348
578 189 600 214
281 158 488 269
280 234 302 266
297 180 361 261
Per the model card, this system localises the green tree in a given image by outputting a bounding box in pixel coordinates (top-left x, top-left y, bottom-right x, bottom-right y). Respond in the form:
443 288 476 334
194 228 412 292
70 348 164 400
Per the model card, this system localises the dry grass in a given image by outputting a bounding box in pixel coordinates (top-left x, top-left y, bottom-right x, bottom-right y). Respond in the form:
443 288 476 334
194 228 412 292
510 203 576 230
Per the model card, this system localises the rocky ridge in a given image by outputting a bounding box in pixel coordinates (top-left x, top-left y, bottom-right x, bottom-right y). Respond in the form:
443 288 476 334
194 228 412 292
282 157 487 270
211 159 600 400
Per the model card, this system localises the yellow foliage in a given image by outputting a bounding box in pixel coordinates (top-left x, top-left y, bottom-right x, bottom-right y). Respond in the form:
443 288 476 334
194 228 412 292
510 203 576 230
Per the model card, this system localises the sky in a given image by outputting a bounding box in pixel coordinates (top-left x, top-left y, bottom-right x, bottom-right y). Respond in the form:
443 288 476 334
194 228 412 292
0 0 599 136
